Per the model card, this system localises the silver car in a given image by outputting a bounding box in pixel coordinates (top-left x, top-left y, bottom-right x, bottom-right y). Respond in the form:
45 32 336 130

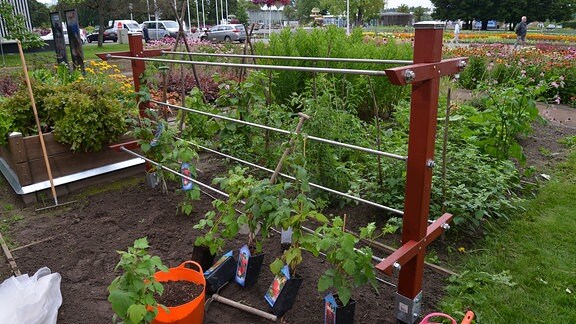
200 24 246 43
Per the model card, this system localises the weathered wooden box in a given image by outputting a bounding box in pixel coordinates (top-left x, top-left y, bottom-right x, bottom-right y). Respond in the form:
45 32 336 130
0 132 144 204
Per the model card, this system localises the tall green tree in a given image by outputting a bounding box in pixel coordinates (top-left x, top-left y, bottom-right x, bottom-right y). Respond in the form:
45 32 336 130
28 0 51 28
320 0 383 25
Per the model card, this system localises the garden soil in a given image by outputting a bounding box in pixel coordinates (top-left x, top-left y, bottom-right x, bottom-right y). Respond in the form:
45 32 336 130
1 102 575 324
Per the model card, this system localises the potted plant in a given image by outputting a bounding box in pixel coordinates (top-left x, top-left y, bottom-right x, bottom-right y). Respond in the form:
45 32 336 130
132 112 201 213
108 237 168 324
108 237 207 324
218 167 288 287
313 218 379 323
266 164 328 317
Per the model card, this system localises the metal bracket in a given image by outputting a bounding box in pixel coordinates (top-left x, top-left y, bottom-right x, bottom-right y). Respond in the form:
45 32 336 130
395 291 422 323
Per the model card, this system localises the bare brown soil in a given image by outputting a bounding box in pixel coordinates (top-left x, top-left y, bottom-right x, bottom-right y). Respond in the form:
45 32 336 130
1 102 574 324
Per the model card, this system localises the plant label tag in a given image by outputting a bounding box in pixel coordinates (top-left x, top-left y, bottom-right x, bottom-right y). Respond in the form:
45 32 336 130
264 265 290 307
150 123 163 147
180 162 194 191
235 244 251 286
204 250 232 276
324 293 337 324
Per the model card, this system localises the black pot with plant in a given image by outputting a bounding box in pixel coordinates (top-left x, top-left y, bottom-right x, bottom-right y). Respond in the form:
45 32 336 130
313 217 379 323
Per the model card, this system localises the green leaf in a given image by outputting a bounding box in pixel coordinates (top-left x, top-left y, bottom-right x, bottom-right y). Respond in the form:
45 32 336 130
270 259 284 275
318 274 333 291
127 304 148 324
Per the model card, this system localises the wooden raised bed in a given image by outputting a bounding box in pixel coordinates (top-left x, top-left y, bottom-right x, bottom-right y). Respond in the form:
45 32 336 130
0 132 144 204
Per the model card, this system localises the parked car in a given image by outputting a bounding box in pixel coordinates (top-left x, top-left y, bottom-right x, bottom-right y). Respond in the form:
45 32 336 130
86 28 118 43
142 20 179 40
109 20 143 34
41 28 88 45
200 24 246 43
41 30 69 45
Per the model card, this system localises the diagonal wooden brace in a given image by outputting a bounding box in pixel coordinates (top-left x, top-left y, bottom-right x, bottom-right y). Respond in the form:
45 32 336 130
385 57 468 85
375 213 453 276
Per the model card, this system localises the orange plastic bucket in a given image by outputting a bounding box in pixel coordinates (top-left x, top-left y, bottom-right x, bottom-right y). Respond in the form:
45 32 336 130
152 261 206 324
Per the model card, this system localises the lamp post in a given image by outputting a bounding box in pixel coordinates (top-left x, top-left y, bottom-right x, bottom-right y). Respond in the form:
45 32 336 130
201 0 206 28
195 0 200 29
146 0 151 21
346 0 350 35
129 3 133 21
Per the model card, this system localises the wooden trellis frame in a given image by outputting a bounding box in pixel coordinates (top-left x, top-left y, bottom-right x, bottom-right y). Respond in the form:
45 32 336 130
99 22 468 323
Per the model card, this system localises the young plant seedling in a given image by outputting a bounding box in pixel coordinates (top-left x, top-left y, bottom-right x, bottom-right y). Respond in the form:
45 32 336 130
108 237 168 324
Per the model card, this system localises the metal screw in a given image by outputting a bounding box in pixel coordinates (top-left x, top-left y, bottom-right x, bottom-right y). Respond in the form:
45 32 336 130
393 262 402 271
458 60 467 70
442 223 451 230
426 159 435 168
404 69 416 83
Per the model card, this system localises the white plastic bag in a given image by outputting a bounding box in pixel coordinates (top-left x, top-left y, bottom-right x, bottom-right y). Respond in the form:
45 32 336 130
0 267 62 324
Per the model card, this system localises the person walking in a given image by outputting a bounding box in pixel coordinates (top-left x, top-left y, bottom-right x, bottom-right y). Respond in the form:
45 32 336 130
514 16 527 49
450 19 461 44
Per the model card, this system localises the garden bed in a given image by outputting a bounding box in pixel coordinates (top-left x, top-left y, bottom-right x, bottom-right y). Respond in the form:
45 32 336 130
0 132 143 204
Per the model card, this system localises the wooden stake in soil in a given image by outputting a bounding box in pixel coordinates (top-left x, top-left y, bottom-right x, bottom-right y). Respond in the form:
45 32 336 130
16 41 59 207
0 232 21 276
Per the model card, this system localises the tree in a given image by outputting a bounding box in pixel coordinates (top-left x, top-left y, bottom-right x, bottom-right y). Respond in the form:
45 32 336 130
28 0 51 29
397 4 409 13
320 0 384 26
412 6 427 22
0 2 44 49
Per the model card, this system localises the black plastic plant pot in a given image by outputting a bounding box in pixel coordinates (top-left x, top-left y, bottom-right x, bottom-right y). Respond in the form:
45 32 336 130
204 252 236 293
324 293 356 324
191 245 215 272
238 253 265 287
265 273 303 317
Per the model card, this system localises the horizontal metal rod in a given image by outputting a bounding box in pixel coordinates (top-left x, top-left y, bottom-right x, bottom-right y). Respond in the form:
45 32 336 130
150 99 407 161
179 138 404 216
106 54 389 76
163 50 413 65
119 147 231 199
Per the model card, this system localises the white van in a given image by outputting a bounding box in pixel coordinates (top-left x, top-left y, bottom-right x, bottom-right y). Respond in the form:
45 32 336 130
142 20 180 39
109 20 142 34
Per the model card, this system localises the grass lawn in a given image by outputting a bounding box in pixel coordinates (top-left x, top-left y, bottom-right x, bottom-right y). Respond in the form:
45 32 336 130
441 150 576 322
1 43 130 68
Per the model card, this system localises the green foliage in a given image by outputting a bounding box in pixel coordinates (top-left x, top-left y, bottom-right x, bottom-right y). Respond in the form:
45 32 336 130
132 113 201 213
270 155 329 275
108 238 168 324
254 26 410 114
0 2 44 49
194 166 290 255
469 80 546 162
0 63 135 151
458 56 487 90
314 218 378 306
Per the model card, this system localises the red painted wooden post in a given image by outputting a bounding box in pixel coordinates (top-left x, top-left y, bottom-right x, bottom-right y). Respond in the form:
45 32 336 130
399 22 444 307
375 22 467 323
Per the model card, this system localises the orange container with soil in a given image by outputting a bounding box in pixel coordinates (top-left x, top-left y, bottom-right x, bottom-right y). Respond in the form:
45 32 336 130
152 261 206 324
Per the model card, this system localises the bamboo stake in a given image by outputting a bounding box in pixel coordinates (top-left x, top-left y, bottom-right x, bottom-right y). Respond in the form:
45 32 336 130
17 41 59 206
0 232 21 276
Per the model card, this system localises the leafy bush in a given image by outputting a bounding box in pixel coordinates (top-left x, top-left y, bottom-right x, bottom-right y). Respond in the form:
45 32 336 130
0 62 136 151
108 238 168 324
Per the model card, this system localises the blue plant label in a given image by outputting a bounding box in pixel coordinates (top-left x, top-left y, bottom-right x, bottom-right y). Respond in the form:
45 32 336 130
150 123 163 147
181 162 194 191
324 292 337 324
204 250 233 276
235 244 251 286
264 265 290 307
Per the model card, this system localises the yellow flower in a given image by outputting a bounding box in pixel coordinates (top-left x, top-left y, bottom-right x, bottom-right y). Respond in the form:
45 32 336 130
458 247 465 253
